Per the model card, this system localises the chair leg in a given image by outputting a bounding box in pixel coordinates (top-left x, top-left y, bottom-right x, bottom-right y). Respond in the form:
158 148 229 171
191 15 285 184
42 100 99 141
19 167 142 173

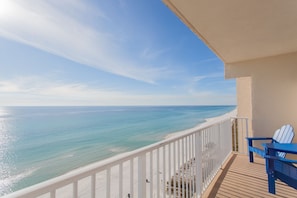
268 173 276 194
247 140 254 163
249 151 254 162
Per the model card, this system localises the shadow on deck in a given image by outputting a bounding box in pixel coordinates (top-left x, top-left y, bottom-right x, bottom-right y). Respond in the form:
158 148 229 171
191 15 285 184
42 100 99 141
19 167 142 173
204 154 296 198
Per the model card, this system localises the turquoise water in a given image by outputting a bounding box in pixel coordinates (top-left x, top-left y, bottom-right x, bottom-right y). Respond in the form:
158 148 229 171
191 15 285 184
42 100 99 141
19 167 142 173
0 106 235 195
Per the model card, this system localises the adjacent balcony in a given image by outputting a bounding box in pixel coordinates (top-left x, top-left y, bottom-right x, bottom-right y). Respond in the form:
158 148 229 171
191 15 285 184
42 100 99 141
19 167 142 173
2 115 295 198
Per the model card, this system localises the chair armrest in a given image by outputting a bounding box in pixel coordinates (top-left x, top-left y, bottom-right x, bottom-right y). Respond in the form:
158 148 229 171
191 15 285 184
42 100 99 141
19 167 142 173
246 137 272 141
264 155 297 164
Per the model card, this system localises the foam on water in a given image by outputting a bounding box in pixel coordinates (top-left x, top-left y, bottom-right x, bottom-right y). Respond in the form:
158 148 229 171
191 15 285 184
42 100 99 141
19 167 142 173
59 153 75 159
109 146 129 153
0 167 39 196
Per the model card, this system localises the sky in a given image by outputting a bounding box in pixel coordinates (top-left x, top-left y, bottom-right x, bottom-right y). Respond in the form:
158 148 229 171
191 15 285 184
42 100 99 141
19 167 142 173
0 0 236 106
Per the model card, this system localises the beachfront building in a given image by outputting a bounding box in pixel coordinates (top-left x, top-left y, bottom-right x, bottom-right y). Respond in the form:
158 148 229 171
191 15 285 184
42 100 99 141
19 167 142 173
162 0 297 146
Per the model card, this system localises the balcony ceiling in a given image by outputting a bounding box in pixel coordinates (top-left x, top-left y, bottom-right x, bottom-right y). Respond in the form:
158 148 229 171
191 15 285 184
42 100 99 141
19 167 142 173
163 0 297 63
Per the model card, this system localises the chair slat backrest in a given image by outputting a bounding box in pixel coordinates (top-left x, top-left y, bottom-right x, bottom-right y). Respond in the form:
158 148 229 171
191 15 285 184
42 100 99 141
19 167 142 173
272 124 294 143
272 124 294 158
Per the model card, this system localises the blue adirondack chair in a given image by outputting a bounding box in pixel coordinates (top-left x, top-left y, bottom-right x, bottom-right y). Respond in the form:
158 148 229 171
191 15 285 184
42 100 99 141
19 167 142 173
246 124 294 162
263 143 297 194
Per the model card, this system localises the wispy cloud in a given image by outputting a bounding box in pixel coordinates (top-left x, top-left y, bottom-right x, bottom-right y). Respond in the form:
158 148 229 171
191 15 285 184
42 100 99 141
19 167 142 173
0 0 169 84
0 76 235 106
0 81 20 92
192 73 223 82
0 77 118 96
0 77 125 105
182 72 235 98
140 47 170 60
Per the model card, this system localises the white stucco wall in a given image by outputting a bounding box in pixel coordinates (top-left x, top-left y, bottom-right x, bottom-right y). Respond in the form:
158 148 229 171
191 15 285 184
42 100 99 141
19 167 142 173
226 52 297 143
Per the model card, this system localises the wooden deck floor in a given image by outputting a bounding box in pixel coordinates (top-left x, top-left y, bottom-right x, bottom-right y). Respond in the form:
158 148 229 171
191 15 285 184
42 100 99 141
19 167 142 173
204 154 297 198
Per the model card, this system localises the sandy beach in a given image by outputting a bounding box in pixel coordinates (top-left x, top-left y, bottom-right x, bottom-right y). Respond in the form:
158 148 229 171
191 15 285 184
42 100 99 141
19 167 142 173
165 109 237 139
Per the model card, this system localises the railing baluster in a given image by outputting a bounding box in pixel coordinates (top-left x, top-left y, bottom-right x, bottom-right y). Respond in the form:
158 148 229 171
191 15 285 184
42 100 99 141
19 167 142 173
150 151 153 198
173 141 176 198
106 168 110 198
138 154 146 198
130 158 134 198
91 174 96 198
192 134 195 196
157 148 160 198
50 190 56 198
192 134 195 197
162 146 166 198
178 139 181 198
204 128 207 185
168 143 171 198
73 181 78 198
185 136 190 198
181 138 185 198
189 135 193 196
119 163 123 198
196 132 202 196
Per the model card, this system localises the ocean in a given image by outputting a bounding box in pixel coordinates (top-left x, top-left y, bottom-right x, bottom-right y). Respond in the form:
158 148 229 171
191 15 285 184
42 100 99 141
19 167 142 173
0 105 235 196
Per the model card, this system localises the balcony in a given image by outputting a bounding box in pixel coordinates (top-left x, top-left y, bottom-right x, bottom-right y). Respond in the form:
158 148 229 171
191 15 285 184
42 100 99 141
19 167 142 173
2 115 295 198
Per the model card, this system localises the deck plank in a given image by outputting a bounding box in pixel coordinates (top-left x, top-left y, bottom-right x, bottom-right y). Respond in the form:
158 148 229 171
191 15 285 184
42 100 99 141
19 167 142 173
206 154 297 198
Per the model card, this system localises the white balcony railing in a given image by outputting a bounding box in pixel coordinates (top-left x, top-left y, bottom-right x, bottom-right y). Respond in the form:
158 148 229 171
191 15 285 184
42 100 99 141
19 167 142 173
3 117 235 198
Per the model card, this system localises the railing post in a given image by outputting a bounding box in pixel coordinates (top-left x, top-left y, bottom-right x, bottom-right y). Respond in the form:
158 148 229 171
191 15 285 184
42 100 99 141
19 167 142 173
231 117 249 154
195 132 203 197
245 118 249 155
138 154 146 198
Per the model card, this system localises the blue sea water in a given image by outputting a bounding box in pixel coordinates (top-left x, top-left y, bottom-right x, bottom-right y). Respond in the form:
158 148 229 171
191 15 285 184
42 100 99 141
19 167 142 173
0 105 235 195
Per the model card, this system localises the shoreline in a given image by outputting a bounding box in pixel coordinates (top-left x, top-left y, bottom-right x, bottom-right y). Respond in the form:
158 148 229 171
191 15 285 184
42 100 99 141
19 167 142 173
165 108 237 140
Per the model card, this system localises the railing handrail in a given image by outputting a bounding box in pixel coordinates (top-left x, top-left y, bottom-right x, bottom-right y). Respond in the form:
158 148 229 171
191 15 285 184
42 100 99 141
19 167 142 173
2 114 235 198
